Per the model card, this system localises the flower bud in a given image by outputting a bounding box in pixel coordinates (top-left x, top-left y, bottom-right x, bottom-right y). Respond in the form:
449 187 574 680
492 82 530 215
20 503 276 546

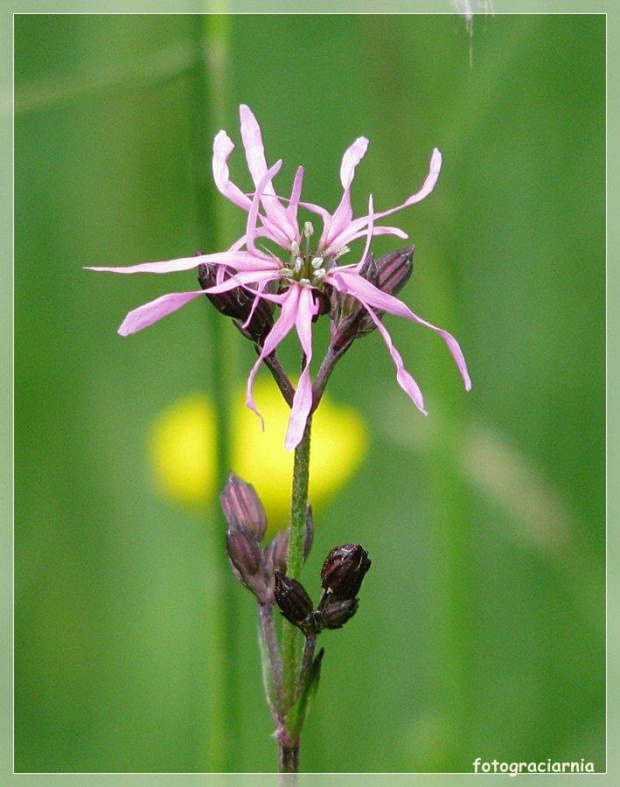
317 597 359 629
274 571 314 633
226 521 270 604
320 543 371 601
264 529 289 575
197 259 273 345
264 505 314 575
220 472 267 541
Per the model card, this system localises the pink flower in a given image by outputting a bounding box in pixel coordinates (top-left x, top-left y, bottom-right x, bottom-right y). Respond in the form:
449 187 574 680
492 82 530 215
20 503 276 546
88 105 471 450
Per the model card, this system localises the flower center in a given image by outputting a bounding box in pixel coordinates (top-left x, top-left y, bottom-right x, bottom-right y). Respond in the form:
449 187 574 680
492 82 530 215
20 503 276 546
279 222 347 288
287 252 326 287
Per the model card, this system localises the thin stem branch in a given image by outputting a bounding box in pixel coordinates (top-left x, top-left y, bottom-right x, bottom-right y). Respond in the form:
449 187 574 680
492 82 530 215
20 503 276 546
258 603 284 712
288 420 313 581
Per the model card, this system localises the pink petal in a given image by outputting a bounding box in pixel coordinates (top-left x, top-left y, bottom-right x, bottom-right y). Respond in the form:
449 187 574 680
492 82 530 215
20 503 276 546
118 270 281 336
227 235 251 252
86 250 278 275
245 286 300 424
299 200 332 225
239 105 297 242
118 290 206 336
212 130 252 211
344 225 409 245
204 269 282 295
213 125 292 248
356 194 375 272
325 148 442 254
320 137 369 252
239 105 275 196
285 287 317 451
327 267 471 391
246 159 284 252
240 282 266 330
340 136 369 190
358 303 426 414
287 166 304 226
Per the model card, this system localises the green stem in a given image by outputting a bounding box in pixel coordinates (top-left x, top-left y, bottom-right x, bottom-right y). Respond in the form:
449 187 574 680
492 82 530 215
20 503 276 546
189 11 239 772
282 420 312 712
288 420 312 581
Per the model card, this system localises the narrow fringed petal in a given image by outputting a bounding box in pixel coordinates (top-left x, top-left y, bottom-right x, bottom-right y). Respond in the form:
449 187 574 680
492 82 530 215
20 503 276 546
212 130 252 211
327 267 472 391
320 137 369 251
359 303 427 414
86 250 279 275
356 195 375 272
245 159 284 253
298 200 331 225
239 104 298 242
343 225 409 245
241 279 269 331
284 287 317 451
287 166 304 227
239 105 274 195
325 148 442 254
245 285 301 425
118 290 207 336
213 125 292 248
118 270 280 336
204 269 283 296
340 137 370 190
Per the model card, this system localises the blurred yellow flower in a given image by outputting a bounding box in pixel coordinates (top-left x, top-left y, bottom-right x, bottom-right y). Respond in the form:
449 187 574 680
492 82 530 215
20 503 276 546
149 376 369 529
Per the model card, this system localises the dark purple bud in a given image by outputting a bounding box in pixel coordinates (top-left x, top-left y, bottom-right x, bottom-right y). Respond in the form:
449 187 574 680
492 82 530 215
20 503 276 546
220 473 267 541
227 522 262 576
274 571 314 632
320 543 371 601
226 522 270 603
317 597 359 629
197 259 273 345
378 245 413 293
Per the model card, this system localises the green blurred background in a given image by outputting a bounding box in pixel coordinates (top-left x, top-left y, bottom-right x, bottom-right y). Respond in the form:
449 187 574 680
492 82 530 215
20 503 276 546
15 13 605 774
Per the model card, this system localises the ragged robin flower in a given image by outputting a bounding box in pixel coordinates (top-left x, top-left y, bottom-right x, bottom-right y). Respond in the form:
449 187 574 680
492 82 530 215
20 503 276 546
88 105 471 450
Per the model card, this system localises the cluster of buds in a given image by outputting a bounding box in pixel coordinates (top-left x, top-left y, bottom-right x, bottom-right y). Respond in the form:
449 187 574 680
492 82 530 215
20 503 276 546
274 543 371 636
222 473 313 605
